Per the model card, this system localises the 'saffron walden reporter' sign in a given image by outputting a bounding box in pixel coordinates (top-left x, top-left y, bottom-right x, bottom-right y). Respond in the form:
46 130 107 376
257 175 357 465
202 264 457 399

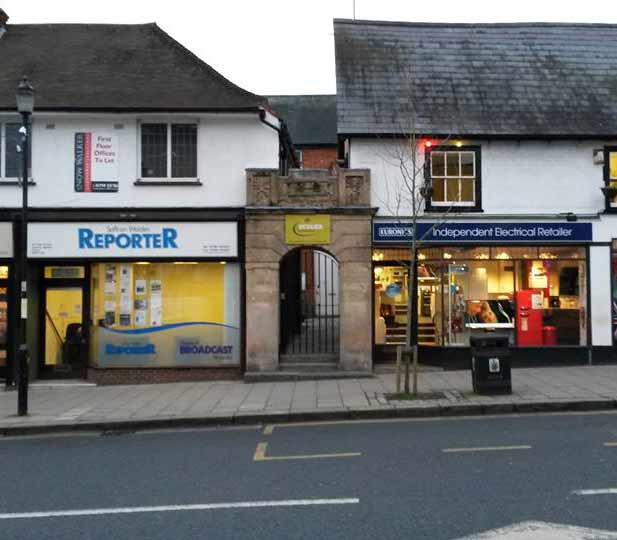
285 215 331 244
27 222 238 258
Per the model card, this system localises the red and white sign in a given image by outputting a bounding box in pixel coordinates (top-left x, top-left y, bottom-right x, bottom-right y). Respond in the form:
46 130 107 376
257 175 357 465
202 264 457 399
74 132 119 192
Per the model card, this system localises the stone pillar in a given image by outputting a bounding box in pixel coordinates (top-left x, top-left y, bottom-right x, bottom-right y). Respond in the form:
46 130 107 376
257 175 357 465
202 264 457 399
245 261 279 372
333 215 373 371
245 214 285 372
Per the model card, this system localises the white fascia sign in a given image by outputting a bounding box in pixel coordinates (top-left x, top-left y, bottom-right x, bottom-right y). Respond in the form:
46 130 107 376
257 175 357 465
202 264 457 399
27 222 237 258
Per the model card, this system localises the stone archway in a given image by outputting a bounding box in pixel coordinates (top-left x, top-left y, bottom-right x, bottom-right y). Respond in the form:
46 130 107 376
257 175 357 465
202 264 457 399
279 247 339 360
244 168 373 376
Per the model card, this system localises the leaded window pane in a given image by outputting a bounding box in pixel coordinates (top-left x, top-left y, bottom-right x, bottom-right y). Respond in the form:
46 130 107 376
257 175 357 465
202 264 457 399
171 124 197 178
141 124 167 178
5 123 22 177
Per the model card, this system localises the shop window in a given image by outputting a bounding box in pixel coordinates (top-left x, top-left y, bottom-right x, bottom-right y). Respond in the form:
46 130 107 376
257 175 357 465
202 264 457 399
490 246 538 260
538 247 585 260
140 123 198 181
2 122 31 179
374 246 588 350
426 147 481 211
441 247 490 260
90 262 240 367
373 248 414 262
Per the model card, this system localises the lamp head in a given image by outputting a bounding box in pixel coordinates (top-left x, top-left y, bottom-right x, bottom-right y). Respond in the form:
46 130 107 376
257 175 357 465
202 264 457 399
16 76 34 114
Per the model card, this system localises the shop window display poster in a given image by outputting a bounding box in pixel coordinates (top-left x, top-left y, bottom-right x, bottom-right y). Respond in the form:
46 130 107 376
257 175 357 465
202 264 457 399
150 280 162 326
104 300 116 326
104 264 116 295
134 299 148 327
135 279 146 296
119 264 132 326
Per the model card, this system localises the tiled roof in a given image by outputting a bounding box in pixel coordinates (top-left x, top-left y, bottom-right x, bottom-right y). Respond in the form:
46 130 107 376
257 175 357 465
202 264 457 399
334 19 617 136
266 95 337 146
0 23 265 111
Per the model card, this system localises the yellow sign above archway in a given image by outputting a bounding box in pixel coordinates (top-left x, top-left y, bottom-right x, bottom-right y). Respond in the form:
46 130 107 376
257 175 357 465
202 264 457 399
285 215 331 245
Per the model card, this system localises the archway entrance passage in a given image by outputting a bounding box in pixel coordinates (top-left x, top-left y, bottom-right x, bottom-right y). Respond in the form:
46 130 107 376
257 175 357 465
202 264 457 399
280 248 339 359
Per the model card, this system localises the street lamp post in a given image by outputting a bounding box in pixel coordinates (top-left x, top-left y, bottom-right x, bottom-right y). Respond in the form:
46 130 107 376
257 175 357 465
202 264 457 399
15 76 33 416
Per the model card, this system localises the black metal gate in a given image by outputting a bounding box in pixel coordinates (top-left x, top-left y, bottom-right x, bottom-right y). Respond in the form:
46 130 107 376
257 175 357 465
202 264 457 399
280 248 339 356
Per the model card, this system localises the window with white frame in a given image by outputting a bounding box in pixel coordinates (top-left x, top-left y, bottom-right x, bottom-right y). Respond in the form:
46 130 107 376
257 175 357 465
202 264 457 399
140 122 197 181
606 147 617 208
1 122 31 179
427 148 480 210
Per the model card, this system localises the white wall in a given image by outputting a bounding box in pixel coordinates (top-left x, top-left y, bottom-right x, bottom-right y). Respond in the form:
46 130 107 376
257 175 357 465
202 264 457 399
350 138 611 217
590 245 613 347
0 112 279 208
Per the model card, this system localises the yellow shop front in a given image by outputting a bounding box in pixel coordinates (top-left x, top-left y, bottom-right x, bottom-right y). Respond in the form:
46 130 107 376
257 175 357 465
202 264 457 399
28 221 242 382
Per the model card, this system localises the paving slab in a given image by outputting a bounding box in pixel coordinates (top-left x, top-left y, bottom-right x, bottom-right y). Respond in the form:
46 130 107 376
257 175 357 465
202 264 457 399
2 365 617 434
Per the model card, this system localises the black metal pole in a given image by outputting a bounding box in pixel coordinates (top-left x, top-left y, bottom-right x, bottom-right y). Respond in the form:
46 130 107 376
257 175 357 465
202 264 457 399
16 112 29 416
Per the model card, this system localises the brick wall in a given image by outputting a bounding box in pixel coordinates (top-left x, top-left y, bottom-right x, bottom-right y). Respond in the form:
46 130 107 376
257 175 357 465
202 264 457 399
87 367 241 385
301 147 338 169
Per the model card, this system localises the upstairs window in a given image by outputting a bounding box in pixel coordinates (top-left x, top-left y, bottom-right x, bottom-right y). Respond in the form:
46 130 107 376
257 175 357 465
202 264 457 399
606 147 617 208
1 122 31 179
426 147 481 212
140 123 197 181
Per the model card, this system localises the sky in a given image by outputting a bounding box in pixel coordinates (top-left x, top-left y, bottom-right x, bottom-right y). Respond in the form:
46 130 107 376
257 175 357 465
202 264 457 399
3 0 616 96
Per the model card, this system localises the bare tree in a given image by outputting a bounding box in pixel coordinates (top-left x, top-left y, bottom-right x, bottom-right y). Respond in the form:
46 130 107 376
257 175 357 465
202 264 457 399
374 78 454 396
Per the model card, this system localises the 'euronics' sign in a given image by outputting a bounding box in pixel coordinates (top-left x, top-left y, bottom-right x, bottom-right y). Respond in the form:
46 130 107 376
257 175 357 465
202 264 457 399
373 222 593 243
28 222 238 258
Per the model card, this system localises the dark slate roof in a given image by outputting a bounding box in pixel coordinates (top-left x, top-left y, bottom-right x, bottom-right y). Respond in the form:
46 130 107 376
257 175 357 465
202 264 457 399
266 95 337 145
0 23 265 111
334 19 617 137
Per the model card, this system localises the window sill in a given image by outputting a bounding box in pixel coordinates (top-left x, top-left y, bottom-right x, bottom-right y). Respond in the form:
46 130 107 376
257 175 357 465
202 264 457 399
0 179 36 186
134 179 202 187
425 206 483 213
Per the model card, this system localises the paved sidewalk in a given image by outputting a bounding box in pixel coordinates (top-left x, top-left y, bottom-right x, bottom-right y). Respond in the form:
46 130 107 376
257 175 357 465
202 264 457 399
2 365 617 434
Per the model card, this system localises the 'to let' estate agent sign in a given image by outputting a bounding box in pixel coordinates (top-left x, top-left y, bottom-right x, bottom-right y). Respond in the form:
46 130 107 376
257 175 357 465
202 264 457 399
75 132 119 192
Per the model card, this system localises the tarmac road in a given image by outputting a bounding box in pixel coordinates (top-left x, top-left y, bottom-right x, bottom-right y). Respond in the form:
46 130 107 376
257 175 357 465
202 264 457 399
2 411 617 539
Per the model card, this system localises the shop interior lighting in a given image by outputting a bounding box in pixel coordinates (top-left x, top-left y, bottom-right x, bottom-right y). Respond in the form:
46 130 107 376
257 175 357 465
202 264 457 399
219 261 226 265
173 261 199 265
443 252 452 259
455 141 463 148
135 262 151 265
424 141 432 148
417 253 426 260
495 252 511 260
373 267 383 277
372 251 384 261
475 253 490 260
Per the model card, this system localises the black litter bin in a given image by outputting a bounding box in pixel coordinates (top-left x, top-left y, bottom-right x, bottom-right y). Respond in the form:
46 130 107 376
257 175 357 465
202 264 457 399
470 334 511 394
